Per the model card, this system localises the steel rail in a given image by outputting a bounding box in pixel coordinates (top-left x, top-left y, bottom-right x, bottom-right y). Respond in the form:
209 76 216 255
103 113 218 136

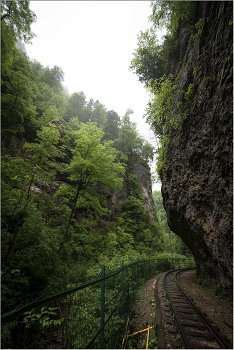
175 270 232 349
164 269 232 349
164 270 190 349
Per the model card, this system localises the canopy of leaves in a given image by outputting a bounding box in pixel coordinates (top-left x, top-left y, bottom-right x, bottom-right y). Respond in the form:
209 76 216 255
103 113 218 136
130 1 196 85
129 28 165 86
117 109 154 166
130 1 198 180
1 4 170 344
149 1 196 37
56 122 125 215
1 1 36 43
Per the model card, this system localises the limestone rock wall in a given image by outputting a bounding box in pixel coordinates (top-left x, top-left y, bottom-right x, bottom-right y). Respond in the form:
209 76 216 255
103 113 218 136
109 162 158 221
161 1 233 294
130 163 158 221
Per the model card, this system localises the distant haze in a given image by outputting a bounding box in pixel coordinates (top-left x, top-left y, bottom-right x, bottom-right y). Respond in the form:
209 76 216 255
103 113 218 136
25 1 164 192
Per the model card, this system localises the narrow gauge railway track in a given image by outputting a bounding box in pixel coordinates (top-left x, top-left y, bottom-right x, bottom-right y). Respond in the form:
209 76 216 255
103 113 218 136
164 270 232 349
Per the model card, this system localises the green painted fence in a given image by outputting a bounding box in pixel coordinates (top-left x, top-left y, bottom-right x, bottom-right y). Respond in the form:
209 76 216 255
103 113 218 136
1 257 195 349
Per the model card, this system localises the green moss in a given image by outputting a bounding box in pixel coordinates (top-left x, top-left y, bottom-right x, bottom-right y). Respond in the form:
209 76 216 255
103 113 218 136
193 66 198 77
191 17 206 45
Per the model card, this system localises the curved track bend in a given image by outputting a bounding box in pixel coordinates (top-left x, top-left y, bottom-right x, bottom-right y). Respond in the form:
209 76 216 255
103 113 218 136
164 270 232 349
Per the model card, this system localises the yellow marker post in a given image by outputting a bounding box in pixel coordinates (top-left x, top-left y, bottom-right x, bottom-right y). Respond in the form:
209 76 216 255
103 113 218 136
128 326 152 338
146 325 150 349
123 318 152 349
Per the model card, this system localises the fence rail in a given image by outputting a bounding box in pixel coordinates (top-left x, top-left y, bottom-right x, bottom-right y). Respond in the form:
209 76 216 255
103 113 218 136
1 257 196 349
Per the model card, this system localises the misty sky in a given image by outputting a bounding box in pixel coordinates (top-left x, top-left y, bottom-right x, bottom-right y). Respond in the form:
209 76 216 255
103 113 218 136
25 1 163 191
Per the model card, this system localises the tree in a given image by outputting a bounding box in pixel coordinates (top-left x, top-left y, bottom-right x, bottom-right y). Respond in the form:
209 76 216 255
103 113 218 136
42 65 64 92
149 1 196 37
130 1 196 86
1 123 63 270
55 122 125 254
103 110 121 141
129 28 164 86
90 103 107 129
1 1 36 43
118 109 154 165
29 60 67 128
152 190 192 256
118 109 140 155
64 92 87 122
1 50 37 140
1 19 17 70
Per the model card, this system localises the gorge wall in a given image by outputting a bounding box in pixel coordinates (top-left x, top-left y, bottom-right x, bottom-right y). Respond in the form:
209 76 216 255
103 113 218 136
161 1 233 294
109 162 158 221
33 120 158 224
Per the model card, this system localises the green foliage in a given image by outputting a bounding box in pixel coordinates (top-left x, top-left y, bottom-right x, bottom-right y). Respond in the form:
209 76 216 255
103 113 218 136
129 27 165 85
191 17 206 45
1 320 18 349
116 176 164 256
155 135 170 176
1 51 67 144
149 1 196 37
55 122 126 253
103 110 121 141
24 123 65 182
56 122 125 201
1 124 67 301
64 91 87 122
152 191 193 257
1 1 36 43
1 19 17 70
117 109 154 165
23 306 63 329
1 5 162 345
1 2 66 143
1 51 37 138
130 1 206 183
145 74 177 136
130 1 196 85
127 174 143 198
64 92 107 129
42 65 64 92
184 83 194 101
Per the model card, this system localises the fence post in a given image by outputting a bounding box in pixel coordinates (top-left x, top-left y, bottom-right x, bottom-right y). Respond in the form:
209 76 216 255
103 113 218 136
100 265 105 349
143 257 145 281
131 258 134 296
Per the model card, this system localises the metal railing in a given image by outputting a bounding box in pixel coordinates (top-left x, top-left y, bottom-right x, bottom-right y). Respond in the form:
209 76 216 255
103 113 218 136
1 257 195 349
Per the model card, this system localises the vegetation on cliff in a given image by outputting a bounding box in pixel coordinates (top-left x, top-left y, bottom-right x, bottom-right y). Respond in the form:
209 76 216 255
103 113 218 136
131 0 233 294
1 0 196 329
130 1 199 176
152 191 192 257
1 1 164 310
1 2 202 346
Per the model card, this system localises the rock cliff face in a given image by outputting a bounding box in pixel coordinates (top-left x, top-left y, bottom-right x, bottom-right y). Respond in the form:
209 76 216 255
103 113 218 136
161 1 233 294
109 162 158 221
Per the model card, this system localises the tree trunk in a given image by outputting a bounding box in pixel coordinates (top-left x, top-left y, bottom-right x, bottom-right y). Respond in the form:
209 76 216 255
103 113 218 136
57 186 80 255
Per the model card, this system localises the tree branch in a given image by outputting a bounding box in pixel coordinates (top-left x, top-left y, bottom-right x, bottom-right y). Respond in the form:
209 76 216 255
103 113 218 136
1 2 12 21
57 185 81 255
